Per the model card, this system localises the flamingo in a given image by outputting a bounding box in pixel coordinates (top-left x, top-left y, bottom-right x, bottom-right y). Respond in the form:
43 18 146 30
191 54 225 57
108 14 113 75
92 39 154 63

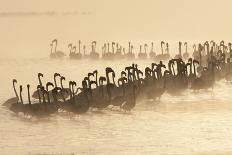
2 79 19 107
50 39 65 59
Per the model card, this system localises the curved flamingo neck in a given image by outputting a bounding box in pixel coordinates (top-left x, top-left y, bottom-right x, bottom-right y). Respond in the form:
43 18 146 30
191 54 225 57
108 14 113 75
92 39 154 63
38 76 42 86
13 82 19 99
20 89 23 104
27 87 31 105
61 80 64 89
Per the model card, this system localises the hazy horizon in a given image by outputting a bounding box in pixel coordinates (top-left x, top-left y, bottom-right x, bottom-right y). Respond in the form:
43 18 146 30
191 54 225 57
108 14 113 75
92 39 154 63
0 0 231 58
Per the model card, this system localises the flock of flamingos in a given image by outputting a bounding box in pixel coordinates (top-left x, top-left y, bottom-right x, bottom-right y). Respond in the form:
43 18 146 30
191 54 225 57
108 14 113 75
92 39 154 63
49 39 189 60
2 39 232 117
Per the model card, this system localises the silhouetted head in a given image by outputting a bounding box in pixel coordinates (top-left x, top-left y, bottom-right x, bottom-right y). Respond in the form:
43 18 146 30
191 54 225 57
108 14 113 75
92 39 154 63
47 82 54 87
82 80 88 88
72 81 77 87
125 66 133 73
52 39 57 44
193 60 200 65
220 40 224 45
84 77 90 82
55 87 62 92
106 67 115 74
90 81 97 89
27 84 30 89
92 41 96 45
38 73 43 78
198 44 204 51
168 59 174 66
121 71 126 77
54 73 61 78
120 77 127 83
13 79 17 84
61 76 66 81
99 76 106 82
93 70 98 75
185 62 191 68
204 41 209 46
151 63 157 70
52 87 58 95
164 70 172 76
188 58 192 63
68 43 72 48
37 85 41 89
88 73 94 79
46 82 54 91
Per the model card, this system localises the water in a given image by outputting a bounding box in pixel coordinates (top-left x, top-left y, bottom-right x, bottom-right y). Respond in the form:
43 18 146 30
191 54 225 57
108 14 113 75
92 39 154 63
1 58 232 155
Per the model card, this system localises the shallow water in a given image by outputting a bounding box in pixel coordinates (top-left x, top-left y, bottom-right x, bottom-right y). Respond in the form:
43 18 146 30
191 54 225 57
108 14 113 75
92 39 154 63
1 58 232 155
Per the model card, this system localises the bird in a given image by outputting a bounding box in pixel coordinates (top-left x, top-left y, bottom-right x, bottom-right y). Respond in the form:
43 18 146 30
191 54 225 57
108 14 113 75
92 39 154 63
2 79 19 108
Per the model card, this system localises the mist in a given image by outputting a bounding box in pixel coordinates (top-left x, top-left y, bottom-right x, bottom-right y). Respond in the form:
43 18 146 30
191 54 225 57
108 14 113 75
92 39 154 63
0 0 231 58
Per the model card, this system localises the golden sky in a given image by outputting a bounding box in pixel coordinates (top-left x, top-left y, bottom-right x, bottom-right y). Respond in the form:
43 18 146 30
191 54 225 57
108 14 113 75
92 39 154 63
0 0 231 58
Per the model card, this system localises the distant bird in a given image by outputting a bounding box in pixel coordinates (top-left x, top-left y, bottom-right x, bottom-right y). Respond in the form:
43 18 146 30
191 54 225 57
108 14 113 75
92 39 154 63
50 39 65 59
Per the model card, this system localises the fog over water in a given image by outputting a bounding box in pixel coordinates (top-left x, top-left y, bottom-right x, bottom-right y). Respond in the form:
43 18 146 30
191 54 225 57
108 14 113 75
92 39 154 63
0 0 232 58
1 0 232 155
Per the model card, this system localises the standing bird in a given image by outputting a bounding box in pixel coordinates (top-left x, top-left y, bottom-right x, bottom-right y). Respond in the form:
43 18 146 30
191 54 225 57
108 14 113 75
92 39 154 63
3 79 19 108
50 39 65 59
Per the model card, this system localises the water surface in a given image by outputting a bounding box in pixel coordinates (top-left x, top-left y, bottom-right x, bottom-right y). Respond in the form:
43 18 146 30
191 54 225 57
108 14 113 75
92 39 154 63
1 58 232 155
